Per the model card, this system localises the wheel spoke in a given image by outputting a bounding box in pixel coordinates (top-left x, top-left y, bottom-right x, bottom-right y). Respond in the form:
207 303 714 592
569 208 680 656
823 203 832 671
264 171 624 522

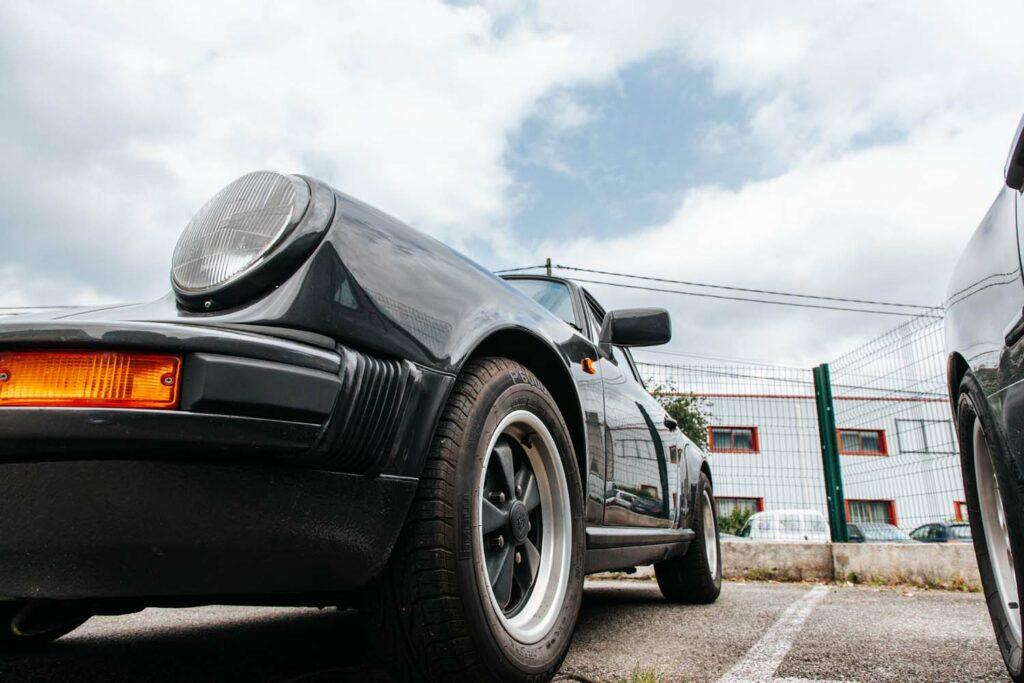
519 471 540 511
481 498 508 535
491 544 515 607
514 539 541 594
493 442 516 495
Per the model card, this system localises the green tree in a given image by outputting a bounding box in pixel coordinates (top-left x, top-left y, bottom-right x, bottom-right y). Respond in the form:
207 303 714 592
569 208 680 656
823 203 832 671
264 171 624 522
649 384 710 451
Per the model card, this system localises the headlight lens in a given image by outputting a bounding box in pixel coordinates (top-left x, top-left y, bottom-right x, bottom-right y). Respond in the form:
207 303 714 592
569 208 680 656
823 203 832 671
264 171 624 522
171 171 311 294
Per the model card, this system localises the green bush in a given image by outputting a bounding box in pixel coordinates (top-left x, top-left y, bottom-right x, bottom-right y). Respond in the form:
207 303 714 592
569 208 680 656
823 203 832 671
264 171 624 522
718 507 754 536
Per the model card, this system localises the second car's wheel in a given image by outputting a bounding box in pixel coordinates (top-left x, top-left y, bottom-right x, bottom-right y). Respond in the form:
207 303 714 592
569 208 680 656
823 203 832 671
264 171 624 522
0 602 89 651
958 373 1024 681
368 357 585 681
653 472 721 604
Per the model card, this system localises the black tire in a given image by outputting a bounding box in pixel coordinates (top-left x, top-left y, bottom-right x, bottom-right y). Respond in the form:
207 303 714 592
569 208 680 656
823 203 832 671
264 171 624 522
0 602 88 651
367 357 586 682
957 373 1024 681
654 472 721 604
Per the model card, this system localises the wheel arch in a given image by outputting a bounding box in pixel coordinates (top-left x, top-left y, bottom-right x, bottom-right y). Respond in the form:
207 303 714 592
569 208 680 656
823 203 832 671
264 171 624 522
460 327 588 493
947 352 971 420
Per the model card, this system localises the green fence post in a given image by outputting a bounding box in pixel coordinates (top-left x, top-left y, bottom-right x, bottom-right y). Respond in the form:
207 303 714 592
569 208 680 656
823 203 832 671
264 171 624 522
813 363 849 543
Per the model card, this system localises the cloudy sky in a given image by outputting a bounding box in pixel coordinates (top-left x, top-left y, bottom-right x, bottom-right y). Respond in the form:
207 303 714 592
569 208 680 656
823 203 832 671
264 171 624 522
1 1 1022 366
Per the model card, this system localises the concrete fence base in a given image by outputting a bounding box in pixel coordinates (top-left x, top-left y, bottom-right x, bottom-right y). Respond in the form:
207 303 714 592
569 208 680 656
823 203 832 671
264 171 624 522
629 540 981 589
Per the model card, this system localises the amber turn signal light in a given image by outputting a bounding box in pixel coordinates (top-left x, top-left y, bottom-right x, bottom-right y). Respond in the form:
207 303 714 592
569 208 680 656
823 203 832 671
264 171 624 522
0 350 181 409
581 358 597 375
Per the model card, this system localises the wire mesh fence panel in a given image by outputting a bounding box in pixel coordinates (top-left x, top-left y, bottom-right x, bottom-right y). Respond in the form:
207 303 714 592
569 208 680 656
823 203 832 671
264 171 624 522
638 361 830 535
828 313 964 532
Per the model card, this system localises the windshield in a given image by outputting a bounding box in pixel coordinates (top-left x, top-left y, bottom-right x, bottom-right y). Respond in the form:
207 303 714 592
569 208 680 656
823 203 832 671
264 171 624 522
505 279 576 328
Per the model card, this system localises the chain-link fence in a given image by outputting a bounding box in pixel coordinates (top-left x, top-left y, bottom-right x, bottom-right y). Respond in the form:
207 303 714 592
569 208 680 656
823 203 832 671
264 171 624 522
640 361 828 535
829 313 963 532
638 312 964 537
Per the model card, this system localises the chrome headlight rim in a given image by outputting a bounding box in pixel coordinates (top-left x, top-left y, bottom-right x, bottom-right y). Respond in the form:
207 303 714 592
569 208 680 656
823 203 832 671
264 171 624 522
171 171 336 312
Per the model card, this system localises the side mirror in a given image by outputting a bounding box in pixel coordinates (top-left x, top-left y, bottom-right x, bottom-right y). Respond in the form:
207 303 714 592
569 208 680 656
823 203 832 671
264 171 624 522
1005 113 1024 191
599 308 671 348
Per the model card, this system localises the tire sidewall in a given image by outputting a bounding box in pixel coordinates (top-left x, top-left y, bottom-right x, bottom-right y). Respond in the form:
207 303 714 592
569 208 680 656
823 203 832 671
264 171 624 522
701 477 723 591
453 363 585 678
958 375 1024 678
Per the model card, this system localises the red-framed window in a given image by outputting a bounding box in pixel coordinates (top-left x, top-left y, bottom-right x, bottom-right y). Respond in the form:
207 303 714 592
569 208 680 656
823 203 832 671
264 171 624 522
715 496 765 516
954 500 969 522
837 428 888 456
708 426 760 453
845 499 897 526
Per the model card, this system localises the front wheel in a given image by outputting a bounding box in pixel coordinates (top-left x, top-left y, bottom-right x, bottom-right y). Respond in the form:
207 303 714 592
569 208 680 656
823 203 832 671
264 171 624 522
958 374 1023 681
654 472 721 604
369 357 585 681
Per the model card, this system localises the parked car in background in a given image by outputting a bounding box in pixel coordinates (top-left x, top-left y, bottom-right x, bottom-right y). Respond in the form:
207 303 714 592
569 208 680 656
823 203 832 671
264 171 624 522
736 509 830 542
847 522 914 543
909 521 972 544
0 171 721 681
945 112 1024 681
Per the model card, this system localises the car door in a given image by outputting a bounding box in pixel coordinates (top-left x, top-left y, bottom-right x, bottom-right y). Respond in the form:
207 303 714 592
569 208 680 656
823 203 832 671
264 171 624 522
581 296 680 528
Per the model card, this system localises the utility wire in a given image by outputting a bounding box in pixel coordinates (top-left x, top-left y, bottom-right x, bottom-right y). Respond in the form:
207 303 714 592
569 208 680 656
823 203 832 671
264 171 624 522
567 276 941 318
493 264 547 274
493 263 941 313
554 264 939 310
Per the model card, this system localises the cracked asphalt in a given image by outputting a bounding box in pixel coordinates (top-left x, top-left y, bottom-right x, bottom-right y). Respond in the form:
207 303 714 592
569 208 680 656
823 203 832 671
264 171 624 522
0 580 1007 682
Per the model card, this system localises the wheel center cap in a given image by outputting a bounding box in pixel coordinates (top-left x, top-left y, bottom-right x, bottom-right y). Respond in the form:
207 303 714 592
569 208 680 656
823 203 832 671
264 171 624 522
509 501 530 543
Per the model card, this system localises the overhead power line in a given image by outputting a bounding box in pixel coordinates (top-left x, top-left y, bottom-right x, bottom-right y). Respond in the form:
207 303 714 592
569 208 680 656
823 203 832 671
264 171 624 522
493 262 941 317
566 276 942 318
552 265 938 310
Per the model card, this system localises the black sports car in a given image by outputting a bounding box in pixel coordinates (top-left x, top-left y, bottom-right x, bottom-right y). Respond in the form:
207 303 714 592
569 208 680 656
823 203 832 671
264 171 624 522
0 171 719 680
946 114 1024 681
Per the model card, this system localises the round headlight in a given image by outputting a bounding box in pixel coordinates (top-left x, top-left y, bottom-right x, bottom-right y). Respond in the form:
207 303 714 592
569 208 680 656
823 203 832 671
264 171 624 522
171 171 311 295
171 171 335 311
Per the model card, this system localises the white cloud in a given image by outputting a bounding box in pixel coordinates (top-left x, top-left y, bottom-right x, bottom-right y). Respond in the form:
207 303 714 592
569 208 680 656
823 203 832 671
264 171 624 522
2 0 1023 369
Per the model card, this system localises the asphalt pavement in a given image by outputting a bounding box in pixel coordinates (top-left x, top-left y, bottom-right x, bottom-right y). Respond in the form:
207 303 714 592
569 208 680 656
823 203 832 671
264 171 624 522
0 580 1007 682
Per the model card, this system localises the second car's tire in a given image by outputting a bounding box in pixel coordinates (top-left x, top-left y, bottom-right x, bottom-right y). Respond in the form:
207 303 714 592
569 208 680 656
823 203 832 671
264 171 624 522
654 472 721 604
368 357 585 681
957 373 1024 681
0 602 88 651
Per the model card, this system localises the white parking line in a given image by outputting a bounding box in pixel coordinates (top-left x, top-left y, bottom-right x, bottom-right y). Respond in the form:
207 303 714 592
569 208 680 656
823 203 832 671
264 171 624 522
717 585 840 683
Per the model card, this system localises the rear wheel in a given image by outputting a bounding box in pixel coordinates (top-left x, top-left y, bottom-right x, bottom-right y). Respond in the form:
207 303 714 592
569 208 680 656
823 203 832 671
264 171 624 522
368 357 585 681
958 374 1023 681
654 472 721 604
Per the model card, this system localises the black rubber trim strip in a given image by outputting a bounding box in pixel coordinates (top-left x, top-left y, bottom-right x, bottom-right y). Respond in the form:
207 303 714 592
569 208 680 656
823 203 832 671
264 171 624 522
585 526 695 549
180 352 342 422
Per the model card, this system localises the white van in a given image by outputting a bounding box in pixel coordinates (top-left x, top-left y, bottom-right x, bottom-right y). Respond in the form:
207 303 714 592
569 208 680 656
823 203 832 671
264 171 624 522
736 509 830 542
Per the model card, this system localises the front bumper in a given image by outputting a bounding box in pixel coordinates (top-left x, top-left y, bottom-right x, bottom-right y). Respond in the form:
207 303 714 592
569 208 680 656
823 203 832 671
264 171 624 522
0 459 417 600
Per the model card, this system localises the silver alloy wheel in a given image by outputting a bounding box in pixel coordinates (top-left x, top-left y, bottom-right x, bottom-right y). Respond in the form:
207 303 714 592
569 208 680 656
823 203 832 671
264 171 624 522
703 490 718 576
975 420 1021 648
476 410 572 645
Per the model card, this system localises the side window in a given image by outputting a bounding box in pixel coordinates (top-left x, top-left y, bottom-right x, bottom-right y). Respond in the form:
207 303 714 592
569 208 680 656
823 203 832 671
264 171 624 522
505 278 578 328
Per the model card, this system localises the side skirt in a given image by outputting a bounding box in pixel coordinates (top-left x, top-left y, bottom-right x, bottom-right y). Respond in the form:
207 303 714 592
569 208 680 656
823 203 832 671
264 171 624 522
584 527 695 574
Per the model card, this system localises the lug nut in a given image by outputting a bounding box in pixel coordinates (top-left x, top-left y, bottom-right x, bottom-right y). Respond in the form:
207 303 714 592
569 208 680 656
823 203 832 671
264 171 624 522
515 551 522 565
490 535 506 550
488 491 506 505
515 486 522 498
